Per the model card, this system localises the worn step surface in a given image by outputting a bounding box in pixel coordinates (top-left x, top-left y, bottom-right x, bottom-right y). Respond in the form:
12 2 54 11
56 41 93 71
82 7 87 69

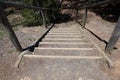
45 33 84 36
34 48 102 56
34 26 100 57
42 40 90 43
39 42 89 44
44 37 85 39
45 35 85 38
49 31 81 33
38 44 94 48
49 31 82 33
50 30 81 31
49 32 82 35
43 38 85 40
20 58 110 80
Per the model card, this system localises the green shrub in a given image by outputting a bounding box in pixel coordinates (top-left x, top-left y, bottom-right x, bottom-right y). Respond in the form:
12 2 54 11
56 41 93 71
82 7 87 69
21 0 59 27
21 9 42 27
0 31 4 36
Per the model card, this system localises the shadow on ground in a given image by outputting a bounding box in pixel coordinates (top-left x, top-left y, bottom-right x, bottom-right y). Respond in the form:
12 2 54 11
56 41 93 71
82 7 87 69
54 14 73 23
84 27 118 50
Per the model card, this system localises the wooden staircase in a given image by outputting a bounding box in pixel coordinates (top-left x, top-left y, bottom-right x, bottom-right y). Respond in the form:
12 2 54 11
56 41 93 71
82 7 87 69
15 24 114 69
25 26 104 60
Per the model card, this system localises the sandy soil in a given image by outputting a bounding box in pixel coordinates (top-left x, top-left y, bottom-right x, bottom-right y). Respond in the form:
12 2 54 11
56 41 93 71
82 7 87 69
86 11 120 80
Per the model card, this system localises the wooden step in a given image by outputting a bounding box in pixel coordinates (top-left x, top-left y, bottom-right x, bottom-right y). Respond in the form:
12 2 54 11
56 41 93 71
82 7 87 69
39 44 94 48
24 55 103 59
49 31 81 34
35 47 96 50
50 30 80 31
43 38 84 40
45 35 85 38
34 49 102 56
49 31 81 33
45 35 84 38
47 34 83 36
20 58 106 80
46 35 84 37
42 39 89 43
48 33 81 35
39 42 89 45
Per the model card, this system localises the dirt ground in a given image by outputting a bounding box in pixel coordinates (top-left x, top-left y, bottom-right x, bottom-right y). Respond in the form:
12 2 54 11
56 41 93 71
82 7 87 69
86 11 120 80
0 11 120 80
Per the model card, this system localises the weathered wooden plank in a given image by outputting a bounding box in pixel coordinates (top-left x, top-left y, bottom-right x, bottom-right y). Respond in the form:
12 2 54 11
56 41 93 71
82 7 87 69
48 33 82 35
48 34 83 36
105 16 120 52
40 42 89 44
46 35 84 37
36 47 96 50
49 31 81 33
50 29 80 31
24 55 103 59
43 38 84 40
47 34 83 36
0 5 22 52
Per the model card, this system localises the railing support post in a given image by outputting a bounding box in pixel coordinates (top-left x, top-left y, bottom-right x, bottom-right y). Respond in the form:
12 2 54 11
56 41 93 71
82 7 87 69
82 0 88 28
105 16 120 52
40 10 47 29
0 5 23 52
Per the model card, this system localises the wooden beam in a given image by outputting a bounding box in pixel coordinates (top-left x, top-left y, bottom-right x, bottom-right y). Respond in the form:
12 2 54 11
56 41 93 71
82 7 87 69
46 35 84 37
43 38 84 40
105 16 120 52
0 6 23 52
35 47 96 50
49 31 81 33
50 30 80 31
24 55 103 59
47 34 84 37
48 33 82 35
40 42 89 45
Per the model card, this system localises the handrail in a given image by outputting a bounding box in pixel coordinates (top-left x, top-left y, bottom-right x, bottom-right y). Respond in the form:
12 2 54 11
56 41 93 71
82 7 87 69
0 1 48 10
0 1 48 52
61 0 111 9
23 23 55 51
80 0 111 9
